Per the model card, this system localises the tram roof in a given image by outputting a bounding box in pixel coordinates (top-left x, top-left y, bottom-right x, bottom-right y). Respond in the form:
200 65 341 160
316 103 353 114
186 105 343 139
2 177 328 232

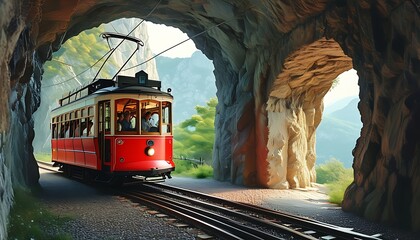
95 85 173 97
51 84 173 114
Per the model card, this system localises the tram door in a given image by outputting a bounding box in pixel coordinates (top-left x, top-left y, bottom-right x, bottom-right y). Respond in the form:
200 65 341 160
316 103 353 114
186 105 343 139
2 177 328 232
98 101 111 172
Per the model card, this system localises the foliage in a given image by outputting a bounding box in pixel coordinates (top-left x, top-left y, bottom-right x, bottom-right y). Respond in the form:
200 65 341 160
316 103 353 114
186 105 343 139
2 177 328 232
316 158 347 184
326 170 354 205
172 159 213 178
188 164 213 178
173 97 217 164
316 158 354 205
43 25 117 84
7 188 72 240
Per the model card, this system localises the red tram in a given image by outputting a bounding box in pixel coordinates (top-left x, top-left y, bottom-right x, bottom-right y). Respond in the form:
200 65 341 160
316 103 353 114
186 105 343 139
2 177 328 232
50 32 175 183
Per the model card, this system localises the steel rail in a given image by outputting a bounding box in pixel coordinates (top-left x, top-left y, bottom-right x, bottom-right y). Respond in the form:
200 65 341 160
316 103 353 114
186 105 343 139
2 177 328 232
133 187 316 239
145 182 382 240
123 191 272 240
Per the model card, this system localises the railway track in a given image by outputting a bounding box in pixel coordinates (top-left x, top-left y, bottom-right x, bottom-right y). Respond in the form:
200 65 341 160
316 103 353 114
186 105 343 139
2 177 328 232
121 183 382 240
38 161 382 239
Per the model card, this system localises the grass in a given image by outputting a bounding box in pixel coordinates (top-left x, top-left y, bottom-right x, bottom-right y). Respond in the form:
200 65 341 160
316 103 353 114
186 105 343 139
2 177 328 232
325 169 354 205
34 152 52 162
316 158 354 205
173 159 213 178
7 188 72 240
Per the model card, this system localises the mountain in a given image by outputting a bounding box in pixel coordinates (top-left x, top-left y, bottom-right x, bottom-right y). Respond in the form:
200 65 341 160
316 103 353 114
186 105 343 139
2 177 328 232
323 96 357 115
156 51 217 123
33 19 158 153
316 97 362 167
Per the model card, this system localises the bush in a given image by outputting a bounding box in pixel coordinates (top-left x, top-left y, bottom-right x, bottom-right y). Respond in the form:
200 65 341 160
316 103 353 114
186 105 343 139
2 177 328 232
326 168 353 205
316 158 347 184
7 188 72 240
316 158 354 205
173 159 195 175
187 164 213 179
173 159 213 179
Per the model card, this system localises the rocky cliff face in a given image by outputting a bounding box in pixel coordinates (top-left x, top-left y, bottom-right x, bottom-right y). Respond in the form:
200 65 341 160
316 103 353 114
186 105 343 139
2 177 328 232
32 18 158 153
0 0 419 235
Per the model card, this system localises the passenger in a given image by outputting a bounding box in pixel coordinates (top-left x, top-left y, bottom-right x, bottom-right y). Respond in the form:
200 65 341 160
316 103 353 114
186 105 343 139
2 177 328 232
149 112 159 132
141 111 152 131
130 112 137 129
74 121 80 137
121 111 132 131
117 112 124 131
64 122 70 138
86 120 93 136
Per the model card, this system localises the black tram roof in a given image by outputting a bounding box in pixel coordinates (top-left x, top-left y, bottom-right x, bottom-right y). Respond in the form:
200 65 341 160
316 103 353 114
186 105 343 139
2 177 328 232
58 70 172 107
95 84 173 97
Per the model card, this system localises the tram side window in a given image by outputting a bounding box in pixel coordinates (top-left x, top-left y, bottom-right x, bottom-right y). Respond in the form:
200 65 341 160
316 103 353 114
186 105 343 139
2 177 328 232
51 123 57 139
58 123 64 138
105 102 111 132
88 117 94 136
162 101 172 133
74 119 81 137
64 121 70 138
116 99 138 132
80 118 86 136
140 100 161 133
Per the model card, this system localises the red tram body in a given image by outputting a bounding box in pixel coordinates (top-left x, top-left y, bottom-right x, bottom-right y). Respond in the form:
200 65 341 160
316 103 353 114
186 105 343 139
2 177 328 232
51 72 175 183
51 32 175 183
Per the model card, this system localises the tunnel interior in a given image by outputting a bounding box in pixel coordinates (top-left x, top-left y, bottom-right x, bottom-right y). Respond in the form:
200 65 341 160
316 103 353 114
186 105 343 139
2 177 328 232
1 0 420 235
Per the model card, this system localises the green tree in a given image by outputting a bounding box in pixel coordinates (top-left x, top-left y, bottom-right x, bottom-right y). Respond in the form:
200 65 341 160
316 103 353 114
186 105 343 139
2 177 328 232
316 158 347 184
43 26 116 83
174 97 217 163
316 158 354 205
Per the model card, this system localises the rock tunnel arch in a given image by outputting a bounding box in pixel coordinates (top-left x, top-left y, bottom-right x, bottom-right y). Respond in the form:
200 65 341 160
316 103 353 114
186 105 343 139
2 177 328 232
265 38 353 189
1 0 420 235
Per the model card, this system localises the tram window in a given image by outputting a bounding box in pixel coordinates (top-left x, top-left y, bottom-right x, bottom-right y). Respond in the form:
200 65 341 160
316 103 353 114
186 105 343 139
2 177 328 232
88 117 94 136
140 100 161 133
74 119 81 137
116 99 138 132
162 102 172 133
58 123 63 138
63 121 70 138
51 124 57 139
80 118 86 136
69 120 74 137
105 102 111 132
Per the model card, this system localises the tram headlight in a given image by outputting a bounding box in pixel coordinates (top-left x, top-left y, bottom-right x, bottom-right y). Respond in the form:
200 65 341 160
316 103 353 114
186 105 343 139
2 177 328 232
146 147 155 156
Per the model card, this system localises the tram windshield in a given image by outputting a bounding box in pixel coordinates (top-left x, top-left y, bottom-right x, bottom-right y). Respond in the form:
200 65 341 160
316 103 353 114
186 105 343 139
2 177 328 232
115 98 172 135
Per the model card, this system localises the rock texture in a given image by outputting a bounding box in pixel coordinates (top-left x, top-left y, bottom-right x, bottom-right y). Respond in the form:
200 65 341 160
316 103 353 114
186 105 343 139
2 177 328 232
265 39 352 189
0 0 419 236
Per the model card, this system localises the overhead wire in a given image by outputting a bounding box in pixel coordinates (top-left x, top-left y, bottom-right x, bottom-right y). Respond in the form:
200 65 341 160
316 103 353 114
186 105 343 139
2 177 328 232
121 19 229 72
41 49 113 88
42 0 162 88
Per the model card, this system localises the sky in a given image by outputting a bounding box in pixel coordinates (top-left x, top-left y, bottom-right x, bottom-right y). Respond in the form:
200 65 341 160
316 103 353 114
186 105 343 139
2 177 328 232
146 22 360 104
146 22 197 58
323 69 359 106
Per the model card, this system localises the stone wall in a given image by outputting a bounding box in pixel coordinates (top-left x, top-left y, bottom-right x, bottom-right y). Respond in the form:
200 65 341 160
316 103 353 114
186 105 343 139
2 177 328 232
0 0 419 234
338 1 420 230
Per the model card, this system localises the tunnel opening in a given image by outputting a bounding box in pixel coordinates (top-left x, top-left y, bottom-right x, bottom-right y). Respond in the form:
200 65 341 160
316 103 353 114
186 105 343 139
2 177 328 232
265 38 356 190
32 18 217 165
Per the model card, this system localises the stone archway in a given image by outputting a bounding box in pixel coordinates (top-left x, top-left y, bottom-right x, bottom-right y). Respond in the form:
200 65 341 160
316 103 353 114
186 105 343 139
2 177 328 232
1 0 420 235
265 38 352 189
